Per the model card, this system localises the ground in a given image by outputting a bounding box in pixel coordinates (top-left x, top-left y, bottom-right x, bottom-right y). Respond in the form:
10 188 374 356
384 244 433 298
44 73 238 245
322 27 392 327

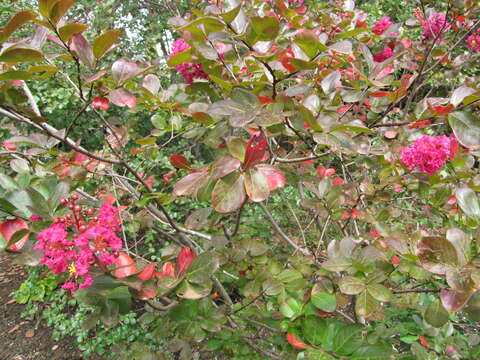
0 254 84 360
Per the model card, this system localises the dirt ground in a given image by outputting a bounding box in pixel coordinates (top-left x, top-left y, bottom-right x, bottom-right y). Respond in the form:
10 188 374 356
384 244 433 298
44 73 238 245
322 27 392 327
0 254 85 360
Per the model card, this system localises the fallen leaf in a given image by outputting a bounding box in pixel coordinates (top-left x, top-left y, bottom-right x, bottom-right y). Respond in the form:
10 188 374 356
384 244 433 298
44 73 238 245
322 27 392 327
25 329 34 338
8 325 20 334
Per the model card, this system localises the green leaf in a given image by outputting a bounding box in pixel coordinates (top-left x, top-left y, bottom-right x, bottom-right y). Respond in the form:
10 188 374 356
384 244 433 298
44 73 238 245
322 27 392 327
0 47 45 63
185 252 217 284
58 23 88 42
211 174 246 213
332 324 363 355
0 11 36 45
49 0 76 25
39 0 61 18
448 111 480 150
294 30 328 58
277 269 303 283
220 4 241 24
339 276 365 295
279 297 303 318
0 71 34 81
367 284 392 302
355 290 375 317
424 299 449 328
303 316 328 346
93 29 121 59
311 292 337 312
351 343 393 359
455 187 480 222
251 16 279 41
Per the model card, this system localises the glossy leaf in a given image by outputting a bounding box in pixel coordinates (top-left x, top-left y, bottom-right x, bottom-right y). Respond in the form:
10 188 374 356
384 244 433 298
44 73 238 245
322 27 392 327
0 47 44 63
339 276 365 295
455 187 480 222
173 171 210 197
243 133 268 170
0 11 36 45
448 111 480 150
211 174 246 213
72 34 94 68
93 29 121 59
424 299 449 327
108 88 136 108
58 23 88 42
311 292 337 312
244 169 269 202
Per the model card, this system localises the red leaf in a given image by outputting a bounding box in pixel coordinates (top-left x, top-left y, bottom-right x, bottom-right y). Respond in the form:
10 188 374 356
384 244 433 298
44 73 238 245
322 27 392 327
0 218 29 252
440 289 471 312
138 286 156 299
258 96 276 104
176 247 196 276
155 262 175 279
169 154 191 170
109 88 136 108
370 91 390 98
2 141 16 151
111 59 141 84
137 262 157 281
286 333 307 350
113 252 137 278
243 133 268 170
418 336 429 347
92 96 110 111
432 104 454 115
256 165 286 191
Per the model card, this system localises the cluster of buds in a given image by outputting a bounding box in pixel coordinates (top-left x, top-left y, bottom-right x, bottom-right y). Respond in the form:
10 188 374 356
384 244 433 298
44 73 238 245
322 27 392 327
56 194 97 234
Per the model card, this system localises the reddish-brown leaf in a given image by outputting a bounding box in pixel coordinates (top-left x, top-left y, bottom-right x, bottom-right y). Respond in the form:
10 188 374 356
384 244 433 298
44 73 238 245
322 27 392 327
169 154 191 170
256 165 286 191
243 133 268 170
176 247 196 276
0 218 29 252
113 252 137 278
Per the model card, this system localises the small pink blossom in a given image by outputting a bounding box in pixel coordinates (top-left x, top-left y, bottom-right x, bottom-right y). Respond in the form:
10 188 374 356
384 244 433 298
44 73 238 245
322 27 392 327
467 34 480 51
373 16 393 35
29 216 41 222
400 135 458 175
373 46 394 62
169 38 208 84
422 13 450 39
61 281 77 292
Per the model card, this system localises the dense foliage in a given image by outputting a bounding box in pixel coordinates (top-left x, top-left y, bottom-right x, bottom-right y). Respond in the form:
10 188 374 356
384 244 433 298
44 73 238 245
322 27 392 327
2 0 480 359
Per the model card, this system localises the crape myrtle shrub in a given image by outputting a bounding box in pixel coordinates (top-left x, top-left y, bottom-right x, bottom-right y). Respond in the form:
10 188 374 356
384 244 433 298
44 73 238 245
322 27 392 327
2 0 480 359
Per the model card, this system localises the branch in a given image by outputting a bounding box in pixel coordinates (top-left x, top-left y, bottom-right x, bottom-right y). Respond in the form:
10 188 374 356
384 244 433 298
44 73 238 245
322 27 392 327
258 202 311 256
392 288 440 294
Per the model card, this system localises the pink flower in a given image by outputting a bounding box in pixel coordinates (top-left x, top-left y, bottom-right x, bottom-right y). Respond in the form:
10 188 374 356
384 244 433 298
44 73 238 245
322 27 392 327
79 274 93 290
373 16 393 35
169 38 208 84
98 203 121 231
373 46 394 62
99 251 116 265
467 34 480 51
400 135 457 175
422 13 450 39
61 281 77 292
29 216 41 222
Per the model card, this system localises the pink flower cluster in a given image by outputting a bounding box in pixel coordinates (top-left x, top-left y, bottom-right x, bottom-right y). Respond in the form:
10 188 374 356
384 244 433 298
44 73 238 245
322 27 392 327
400 135 458 175
34 203 123 292
373 46 394 62
422 13 450 39
169 38 208 84
373 16 393 35
467 34 480 51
